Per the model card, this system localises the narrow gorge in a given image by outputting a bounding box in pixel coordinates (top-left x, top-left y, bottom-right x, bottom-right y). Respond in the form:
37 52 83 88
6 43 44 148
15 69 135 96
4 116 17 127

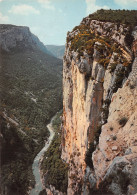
1 8 137 195
0 24 62 195
62 10 137 195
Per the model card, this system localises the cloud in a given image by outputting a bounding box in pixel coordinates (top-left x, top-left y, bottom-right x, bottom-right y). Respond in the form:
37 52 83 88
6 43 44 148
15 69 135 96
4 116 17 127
0 12 9 23
85 0 109 15
37 0 55 10
114 0 137 5
59 9 63 13
9 4 40 15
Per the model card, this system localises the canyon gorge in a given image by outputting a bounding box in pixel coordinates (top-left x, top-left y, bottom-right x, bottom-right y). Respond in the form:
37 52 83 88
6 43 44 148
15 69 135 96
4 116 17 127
0 24 62 195
0 9 137 195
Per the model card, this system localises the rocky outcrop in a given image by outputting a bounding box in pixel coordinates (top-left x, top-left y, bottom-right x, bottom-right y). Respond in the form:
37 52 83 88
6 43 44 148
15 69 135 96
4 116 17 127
92 79 137 194
0 24 49 53
62 13 137 195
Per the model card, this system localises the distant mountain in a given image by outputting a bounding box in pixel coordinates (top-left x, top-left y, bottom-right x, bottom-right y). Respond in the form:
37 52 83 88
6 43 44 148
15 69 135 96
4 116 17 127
0 24 52 55
46 45 65 59
31 33 53 56
0 24 62 195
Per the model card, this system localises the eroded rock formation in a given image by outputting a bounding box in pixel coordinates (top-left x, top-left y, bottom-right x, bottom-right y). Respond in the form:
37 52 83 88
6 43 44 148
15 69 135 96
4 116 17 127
62 13 137 195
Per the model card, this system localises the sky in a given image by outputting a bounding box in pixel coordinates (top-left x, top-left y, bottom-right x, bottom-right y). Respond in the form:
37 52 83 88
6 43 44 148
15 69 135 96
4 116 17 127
0 0 137 45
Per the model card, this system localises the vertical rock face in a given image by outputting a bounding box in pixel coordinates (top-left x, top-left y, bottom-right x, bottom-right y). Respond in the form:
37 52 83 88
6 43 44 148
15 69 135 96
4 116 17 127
62 12 137 195
0 25 35 51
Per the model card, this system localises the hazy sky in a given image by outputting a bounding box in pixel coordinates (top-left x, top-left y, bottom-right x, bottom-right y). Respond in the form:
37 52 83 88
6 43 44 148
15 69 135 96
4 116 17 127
0 0 137 45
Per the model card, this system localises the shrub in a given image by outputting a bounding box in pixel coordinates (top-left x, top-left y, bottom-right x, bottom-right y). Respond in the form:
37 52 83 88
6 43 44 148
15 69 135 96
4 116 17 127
68 24 114 63
70 173 77 180
77 51 83 59
104 99 111 105
125 31 134 48
77 152 81 156
115 69 125 84
119 117 128 127
109 63 117 73
110 127 113 131
98 58 110 68
112 135 117 140
88 9 137 27
114 55 118 62
129 84 135 89
101 107 109 116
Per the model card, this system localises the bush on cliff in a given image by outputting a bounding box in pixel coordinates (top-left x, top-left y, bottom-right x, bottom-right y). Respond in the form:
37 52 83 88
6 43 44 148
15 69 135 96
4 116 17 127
88 9 137 27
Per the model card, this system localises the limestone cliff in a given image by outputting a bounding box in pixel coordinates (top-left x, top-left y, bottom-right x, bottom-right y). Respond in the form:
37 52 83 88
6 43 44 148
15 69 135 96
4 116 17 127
62 10 137 195
0 24 50 54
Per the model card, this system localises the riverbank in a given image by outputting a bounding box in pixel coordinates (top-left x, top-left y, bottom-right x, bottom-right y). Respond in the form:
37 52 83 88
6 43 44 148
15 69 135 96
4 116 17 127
40 111 68 194
29 114 57 195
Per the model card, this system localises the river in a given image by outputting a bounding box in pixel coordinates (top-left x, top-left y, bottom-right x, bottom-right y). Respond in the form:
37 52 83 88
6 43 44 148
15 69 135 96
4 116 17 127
30 114 56 195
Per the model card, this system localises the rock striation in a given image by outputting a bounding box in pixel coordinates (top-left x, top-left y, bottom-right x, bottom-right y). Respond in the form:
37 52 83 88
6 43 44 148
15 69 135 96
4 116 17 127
62 11 137 195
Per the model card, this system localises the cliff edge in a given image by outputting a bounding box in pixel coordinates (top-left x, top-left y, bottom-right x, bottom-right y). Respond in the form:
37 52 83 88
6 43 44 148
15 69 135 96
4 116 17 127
62 10 137 195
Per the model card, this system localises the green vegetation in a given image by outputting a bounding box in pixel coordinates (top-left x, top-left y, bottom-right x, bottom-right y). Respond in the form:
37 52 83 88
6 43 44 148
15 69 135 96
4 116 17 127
109 62 118 73
0 115 37 194
110 127 113 131
112 67 126 93
101 106 109 119
112 135 117 140
1 49 62 128
46 45 65 59
130 83 136 89
68 25 113 68
0 46 62 194
119 117 128 127
41 111 69 193
68 24 129 70
87 9 137 27
67 9 135 70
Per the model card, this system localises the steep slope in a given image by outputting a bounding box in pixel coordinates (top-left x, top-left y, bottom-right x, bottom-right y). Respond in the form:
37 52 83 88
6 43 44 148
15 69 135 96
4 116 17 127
0 24 62 195
62 10 137 195
46 45 65 59
0 24 51 55
41 111 69 195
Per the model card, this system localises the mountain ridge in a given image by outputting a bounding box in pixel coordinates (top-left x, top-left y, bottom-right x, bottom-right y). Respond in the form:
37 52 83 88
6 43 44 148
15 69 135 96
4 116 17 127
0 24 63 195
0 24 52 56
46 45 65 59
